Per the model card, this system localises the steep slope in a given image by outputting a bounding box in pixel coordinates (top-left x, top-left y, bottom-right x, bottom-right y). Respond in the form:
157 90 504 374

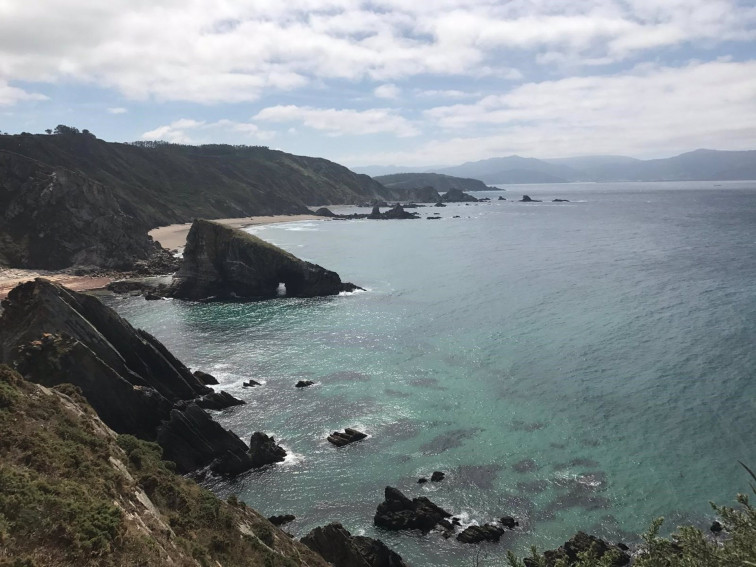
0 128 396 269
0 364 329 567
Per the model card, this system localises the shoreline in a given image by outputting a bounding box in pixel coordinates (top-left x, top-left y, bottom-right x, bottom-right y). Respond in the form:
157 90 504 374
148 214 322 251
0 214 322 300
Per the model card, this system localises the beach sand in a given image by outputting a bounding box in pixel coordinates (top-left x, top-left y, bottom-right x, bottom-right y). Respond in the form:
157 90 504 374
0 215 322 299
149 214 321 250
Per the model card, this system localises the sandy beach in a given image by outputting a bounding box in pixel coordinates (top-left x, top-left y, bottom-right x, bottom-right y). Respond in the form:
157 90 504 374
148 214 321 250
0 215 322 299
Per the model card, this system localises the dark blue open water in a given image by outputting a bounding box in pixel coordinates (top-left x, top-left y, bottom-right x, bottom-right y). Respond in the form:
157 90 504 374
106 181 756 565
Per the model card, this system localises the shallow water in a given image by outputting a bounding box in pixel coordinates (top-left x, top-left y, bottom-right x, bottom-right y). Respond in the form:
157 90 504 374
106 181 756 565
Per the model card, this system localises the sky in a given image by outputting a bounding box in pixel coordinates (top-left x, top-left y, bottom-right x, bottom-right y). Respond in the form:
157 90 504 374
1 0 755 168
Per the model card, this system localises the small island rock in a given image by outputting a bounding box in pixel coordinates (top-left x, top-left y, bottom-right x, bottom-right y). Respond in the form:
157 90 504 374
373 486 452 532
328 427 368 447
248 431 287 467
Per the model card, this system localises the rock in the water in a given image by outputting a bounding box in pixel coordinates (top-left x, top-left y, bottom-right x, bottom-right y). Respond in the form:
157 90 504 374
498 196 506 200
268 514 296 526
441 188 479 202
248 432 287 467
193 370 219 385
167 219 361 300
368 204 419 220
328 427 368 447
243 379 261 387
500 516 519 529
314 207 336 217
418 477 428 484
434 201 447 207
374 486 452 532
552 198 570 202
431 471 445 482
295 380 315 388
457 524 505 544
194 390 245 410
520 195 542 202
302 522 408 567
0 278 256 475
710 521 723 534
529 531 631 567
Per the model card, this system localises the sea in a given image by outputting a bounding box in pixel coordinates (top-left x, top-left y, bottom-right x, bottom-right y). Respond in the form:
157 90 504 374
104 181 756 566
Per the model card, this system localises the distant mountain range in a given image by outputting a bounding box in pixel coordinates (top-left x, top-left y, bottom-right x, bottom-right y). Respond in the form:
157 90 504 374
355 149 756 184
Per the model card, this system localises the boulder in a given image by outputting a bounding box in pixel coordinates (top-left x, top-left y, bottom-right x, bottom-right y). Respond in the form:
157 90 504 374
374 486 452 532
248 432 287 467
498 196 506 200
457 524 505 544
302 522 408 567
520 195 542 202
193 370 219 385
328 427 368 447
243 379 262 387
0 279 256 475
268 514 296 526
194 390 245 410
167 220 361 300
500 516 519 529
295 380 315 388
314 207 336 217
441 188 479 202
431 471 445 482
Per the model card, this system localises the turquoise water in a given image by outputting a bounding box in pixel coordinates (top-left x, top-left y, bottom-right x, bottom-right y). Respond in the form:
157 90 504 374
106 181 756 565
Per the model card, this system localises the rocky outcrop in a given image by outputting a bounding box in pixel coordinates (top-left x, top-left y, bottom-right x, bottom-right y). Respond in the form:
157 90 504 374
374 486 452 532
526 532 631 567
296 380 315 388
520 195 542 202
248 432 287 467
441 188 479 202
268 514 296 526
193 390 245 410
314 207 336 217
367 204 420 220
0 278 260 475
328 427 368 446
302 522 408 567
457 524 506 544
168 220 361 300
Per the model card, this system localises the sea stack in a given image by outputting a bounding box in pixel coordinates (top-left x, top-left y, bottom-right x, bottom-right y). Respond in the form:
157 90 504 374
168 219 361 300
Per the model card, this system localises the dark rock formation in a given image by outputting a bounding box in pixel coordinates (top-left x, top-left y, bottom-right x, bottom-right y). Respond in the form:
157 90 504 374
367 204 419 220
418 477 428 484
441 188 479 202
498 196 506 200
374 486 452 532
552 198 570 202
434 201 447 207
194 369 219 385
268 514 296 526
711 521 723 534
295 380 315 388
302 522 408 567
0 278 257 475
526 532 631 567
457 524 506 544
314 207 336 217
248 432 287 467
520 195 542 202
328 427 368 447
431 471 445 482
167 220 361 300
500 516 519 529
426 216 442 220
243 379 261 387
194 390 245 410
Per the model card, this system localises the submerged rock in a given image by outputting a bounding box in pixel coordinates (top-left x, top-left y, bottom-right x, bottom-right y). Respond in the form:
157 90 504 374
302 522 408 567
373 486 452 532
248 432 287 467
168 219 361 300
296 380 315 388
552 198 570 202
328 427 368 447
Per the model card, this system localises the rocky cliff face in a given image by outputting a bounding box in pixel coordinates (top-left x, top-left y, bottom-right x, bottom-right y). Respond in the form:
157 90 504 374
0 278 260 474
0 151 163 270
168 219 360 300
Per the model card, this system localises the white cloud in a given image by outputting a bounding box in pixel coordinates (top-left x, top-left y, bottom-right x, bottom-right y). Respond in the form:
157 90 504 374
0 82 46 106
0 1 753 104
142 118 275 144
254 105 419 137
374 83 400 99
107 107 127 114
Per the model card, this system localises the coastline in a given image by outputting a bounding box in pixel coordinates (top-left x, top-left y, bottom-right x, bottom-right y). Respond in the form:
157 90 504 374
0 214 322 300
148 214 322 251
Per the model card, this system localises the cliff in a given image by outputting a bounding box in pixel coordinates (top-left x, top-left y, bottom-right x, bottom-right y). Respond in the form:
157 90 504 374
168 219 360 300
0 278 263 475
0 364 329 566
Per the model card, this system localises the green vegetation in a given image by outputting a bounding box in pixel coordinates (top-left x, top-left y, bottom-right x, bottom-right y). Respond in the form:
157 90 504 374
0 365 326 567
506 467 756 566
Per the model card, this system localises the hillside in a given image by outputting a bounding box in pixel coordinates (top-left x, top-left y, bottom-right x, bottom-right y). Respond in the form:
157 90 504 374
374 172 492 194
0 364 330 566
0 127 395 270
